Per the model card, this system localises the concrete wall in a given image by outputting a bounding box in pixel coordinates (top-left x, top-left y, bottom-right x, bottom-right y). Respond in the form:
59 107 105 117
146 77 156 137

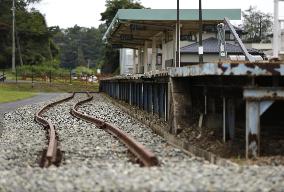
168 78 193 134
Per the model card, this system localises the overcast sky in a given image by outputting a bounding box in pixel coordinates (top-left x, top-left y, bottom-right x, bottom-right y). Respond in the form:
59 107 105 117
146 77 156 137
33 0 284 28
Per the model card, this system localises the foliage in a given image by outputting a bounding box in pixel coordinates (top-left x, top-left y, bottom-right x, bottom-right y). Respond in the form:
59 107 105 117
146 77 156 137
0 0 58 69
242 6 273 43
52 25 105 69
16 63 69 76
74 66 94 76
101 0 144 27
100 0 144 74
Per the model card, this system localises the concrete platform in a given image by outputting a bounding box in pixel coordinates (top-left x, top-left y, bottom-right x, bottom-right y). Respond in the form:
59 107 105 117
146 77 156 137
100 61 284 158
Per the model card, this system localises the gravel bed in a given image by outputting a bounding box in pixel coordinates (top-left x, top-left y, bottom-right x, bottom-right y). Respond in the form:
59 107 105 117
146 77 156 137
0 93 283 191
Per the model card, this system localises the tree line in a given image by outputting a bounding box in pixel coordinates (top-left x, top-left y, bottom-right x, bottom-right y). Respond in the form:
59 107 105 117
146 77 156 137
0 0 273 74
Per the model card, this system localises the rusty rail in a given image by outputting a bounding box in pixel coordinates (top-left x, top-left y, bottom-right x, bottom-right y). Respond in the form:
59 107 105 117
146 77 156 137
70 92 159 167
35 93 75 167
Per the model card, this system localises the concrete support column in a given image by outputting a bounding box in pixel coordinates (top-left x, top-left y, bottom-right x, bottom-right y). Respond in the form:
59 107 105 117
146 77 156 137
162 33 166 70
273 0 280 58
137 47 142 74
223 98 236 142
153 84 159 115
173 30 176 67
143 41 149 73
133 49 136 74
129 83 132 105
151 37 157 71
143 83 148 111
246 101 260 159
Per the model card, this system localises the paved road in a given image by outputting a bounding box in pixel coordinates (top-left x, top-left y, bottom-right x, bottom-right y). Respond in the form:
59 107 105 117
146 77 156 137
0 93 63 135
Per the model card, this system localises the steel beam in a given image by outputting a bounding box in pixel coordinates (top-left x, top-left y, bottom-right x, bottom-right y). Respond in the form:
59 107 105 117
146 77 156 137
244 88 284 100
224 17 255 62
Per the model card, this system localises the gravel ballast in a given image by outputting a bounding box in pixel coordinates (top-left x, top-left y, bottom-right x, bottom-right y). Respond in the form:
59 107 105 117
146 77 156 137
0 93 283 192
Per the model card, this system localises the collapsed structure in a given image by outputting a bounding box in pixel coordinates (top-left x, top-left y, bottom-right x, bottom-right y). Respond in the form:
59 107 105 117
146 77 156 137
100 8 284 159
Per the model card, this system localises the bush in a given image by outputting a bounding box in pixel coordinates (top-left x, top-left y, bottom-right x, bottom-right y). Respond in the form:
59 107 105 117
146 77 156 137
16 64 69 77
75 66 94 76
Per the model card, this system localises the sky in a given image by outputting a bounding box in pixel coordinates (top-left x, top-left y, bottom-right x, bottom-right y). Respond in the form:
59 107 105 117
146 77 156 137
32 0 284 28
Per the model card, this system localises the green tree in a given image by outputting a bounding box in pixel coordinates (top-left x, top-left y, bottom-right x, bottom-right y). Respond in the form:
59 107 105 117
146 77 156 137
100 0 144 73
242 6 273 43
0 0 58 69
52 25 105 69
101 0 144 27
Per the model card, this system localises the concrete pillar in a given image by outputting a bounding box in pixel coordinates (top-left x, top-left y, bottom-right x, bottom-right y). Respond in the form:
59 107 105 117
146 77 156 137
246 101 260 159
143 41 148 73
148 84 153 113
153 84 159 115
273 0 280 58
162 33 166 70
151 37 157 71
223 98 235 142
137 47 141 74
173 30 176 67
143 83 148 111
133 49 136 74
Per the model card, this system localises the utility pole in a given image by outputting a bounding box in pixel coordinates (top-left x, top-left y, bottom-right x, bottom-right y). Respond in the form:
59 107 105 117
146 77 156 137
273 0 279 58
198 0 203 63
273 0 284 58
12 0 16 72
176 0 180 67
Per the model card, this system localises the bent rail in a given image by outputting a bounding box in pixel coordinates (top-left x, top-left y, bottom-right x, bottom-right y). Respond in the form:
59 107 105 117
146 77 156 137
35 93 75 167
70 93 159 167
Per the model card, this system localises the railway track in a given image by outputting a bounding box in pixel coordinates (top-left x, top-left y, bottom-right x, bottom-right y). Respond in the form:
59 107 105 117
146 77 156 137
71 92 159 167
35 92 159 168
34 93 75 167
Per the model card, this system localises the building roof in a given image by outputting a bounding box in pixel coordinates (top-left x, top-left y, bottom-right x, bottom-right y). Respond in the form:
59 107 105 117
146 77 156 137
103 9 241 48
112 9 241 21
180 37 261 54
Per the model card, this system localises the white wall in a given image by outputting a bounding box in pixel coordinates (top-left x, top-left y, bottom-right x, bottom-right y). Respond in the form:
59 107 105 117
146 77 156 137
181 54 220 63
120 48 134 75
281 30 284 54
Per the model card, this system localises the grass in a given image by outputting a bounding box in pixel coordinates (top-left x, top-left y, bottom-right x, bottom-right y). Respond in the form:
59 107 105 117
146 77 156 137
0 81 99 93
0 80 99 103
0 88 36 103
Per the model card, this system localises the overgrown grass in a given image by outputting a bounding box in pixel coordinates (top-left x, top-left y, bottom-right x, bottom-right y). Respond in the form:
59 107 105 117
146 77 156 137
0 88 36 103
0 81 99 93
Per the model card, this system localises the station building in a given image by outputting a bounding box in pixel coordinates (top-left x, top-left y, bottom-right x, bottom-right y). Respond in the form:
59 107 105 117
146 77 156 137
101 8 284 159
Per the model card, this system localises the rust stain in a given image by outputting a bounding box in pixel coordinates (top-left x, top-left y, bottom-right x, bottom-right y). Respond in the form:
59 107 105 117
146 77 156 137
248 133 259 158
258 63 281 76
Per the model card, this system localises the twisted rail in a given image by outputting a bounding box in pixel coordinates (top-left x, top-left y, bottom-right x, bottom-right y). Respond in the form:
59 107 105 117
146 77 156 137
35 93 75 167
70 92 159 167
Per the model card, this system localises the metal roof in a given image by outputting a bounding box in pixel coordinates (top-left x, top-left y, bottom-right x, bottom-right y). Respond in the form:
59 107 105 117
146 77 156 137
115 9 241 21
103 9 242 48
180 37 261 54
